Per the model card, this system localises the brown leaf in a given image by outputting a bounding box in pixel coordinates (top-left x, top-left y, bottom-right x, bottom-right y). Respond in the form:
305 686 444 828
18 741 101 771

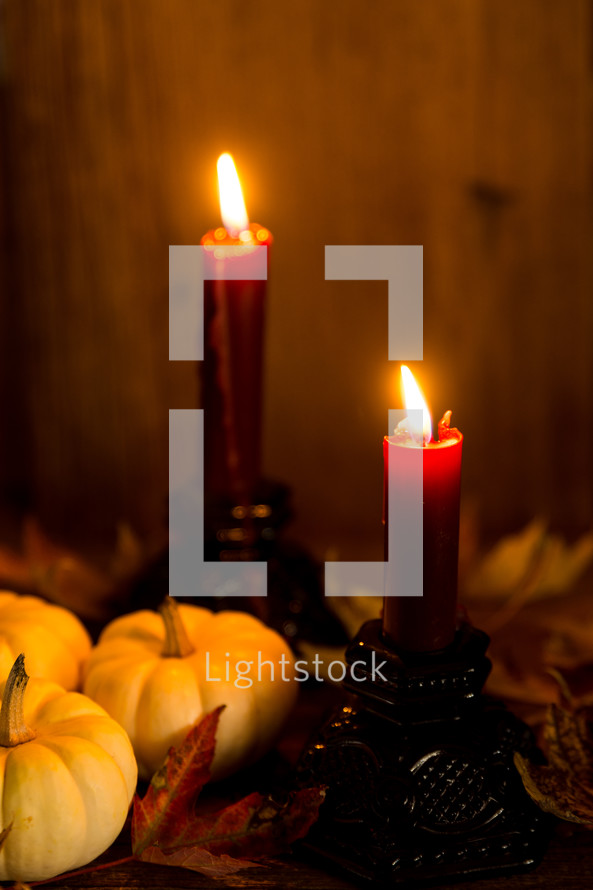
109 521 145 578
514 752 593 823
0 517 115 620
0 517 160 622
132 706 325 878
464 519 593 606
543 703 593 783
138 846 259 877
0 545 32 589
24 519 117 619
515 700 593 824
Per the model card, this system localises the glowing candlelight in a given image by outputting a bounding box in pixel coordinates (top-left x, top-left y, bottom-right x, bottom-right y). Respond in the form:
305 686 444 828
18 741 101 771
217 153 249 236
399 364 432 444
383 366 463 651
200 155 272 513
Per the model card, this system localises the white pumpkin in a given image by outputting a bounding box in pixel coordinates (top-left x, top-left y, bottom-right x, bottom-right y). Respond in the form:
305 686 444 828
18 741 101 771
0 655 137 882
83 598 298 780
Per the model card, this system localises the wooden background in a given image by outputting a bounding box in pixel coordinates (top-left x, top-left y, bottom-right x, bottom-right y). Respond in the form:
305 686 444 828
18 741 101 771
0 0 591 570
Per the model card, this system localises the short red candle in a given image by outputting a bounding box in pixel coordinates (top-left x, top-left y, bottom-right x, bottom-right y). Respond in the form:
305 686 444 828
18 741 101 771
382 372 463 652
200 156 272 506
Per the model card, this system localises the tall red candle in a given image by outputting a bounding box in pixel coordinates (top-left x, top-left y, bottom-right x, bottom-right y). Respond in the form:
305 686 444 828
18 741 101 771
200 154 272 507
383 367 463 652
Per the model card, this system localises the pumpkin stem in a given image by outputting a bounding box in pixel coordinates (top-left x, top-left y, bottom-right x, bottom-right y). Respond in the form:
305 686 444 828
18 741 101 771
159 597 195 658
0 654 37 747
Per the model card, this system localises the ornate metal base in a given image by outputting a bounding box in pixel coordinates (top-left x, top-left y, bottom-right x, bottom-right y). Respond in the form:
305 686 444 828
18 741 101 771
296 620 551 886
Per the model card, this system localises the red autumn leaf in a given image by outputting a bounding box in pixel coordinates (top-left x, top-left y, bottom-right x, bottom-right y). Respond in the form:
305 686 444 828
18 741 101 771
131 706 223 854
162 787 326 858
131 707 325 878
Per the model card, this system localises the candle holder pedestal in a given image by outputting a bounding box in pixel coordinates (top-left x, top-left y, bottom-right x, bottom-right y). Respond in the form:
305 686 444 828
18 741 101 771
203 478 292 563
202 479 346 645
126 480 347 648
296 619 551 886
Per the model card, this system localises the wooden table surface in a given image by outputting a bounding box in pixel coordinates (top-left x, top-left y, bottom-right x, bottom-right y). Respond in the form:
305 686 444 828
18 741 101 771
22 826 593 890
13 685 593 890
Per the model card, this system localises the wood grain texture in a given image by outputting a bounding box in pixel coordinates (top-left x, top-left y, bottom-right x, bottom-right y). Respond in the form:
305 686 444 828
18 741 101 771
14 807 593 889
0 0 591 566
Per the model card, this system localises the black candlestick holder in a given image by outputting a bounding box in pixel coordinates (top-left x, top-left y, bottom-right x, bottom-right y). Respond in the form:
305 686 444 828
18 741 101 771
203 478 292 563
200 479 345 643
296 619 552 886
127 480 347 649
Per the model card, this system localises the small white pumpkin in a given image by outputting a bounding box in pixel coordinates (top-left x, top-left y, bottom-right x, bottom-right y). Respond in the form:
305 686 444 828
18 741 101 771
83 597 298 780
0 654 137 882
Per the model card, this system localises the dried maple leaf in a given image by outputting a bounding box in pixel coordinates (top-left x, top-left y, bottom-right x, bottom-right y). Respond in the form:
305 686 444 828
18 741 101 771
465 519 593 606
138 846 259 877
0 517 158 622
132 706 325 878
515 699 593 823
132 706 223 854
164 787 327 859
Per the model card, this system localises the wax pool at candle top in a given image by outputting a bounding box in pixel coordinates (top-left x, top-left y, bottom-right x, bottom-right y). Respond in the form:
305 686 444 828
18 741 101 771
392 409 461 449
202 223 271 249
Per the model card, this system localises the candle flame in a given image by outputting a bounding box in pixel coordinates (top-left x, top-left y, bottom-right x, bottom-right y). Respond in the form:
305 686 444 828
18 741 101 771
401 365 433 444
217 153 249 235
